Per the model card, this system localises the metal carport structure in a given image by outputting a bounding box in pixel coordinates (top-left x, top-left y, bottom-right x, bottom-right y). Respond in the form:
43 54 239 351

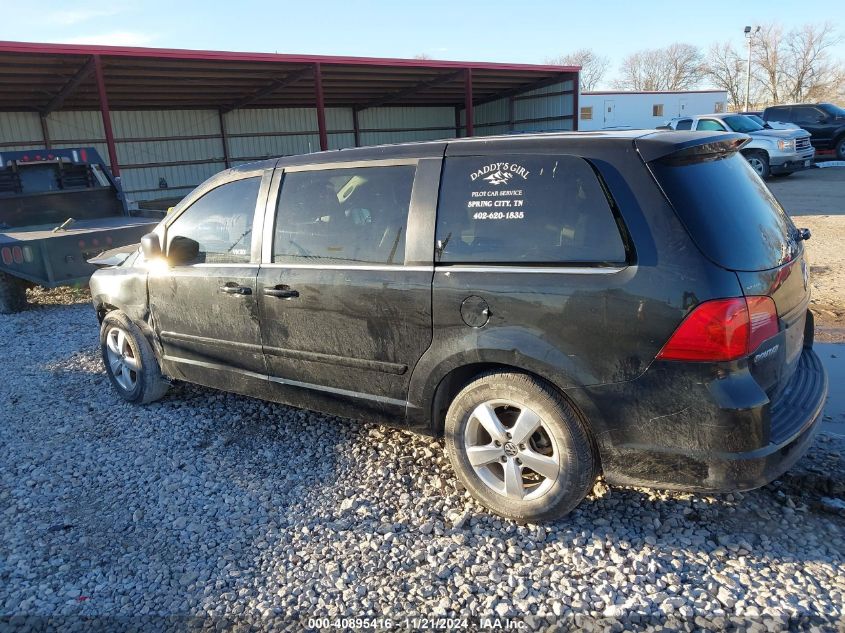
0 41 579 202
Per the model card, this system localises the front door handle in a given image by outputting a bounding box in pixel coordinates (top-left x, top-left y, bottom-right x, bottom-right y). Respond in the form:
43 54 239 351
219 283 252 295
263 285 299 299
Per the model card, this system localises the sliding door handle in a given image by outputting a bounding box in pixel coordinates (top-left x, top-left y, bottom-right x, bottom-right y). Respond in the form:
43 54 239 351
263 286 299 299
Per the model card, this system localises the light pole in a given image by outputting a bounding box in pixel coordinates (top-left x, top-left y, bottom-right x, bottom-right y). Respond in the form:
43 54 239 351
744 25 760 111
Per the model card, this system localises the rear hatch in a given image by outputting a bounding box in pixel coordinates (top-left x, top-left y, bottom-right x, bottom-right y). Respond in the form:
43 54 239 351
645 143 810 399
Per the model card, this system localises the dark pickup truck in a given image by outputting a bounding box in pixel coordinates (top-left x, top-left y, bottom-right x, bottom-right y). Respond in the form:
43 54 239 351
762 103 845 159
0 148 159 313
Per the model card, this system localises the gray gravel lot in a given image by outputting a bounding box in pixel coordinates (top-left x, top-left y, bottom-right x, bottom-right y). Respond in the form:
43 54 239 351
1 288 844 629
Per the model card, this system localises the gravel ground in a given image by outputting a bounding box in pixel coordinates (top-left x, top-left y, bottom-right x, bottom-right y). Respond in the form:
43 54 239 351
798 215 845 343
1 288 844 630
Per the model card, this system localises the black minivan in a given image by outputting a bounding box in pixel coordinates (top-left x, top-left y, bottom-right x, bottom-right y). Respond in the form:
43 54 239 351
90 131 828 521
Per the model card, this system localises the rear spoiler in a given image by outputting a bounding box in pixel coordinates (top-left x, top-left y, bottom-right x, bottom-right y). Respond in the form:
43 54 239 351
634 131 750 163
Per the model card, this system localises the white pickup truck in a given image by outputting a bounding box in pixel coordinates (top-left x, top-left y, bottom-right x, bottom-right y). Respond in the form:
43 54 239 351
664 113 814 178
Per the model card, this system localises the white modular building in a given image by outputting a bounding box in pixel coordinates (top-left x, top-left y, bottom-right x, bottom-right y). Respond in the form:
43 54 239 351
577 90 729 131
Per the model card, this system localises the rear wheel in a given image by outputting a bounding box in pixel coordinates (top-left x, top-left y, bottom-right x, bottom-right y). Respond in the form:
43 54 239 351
445 372 597 522
100 311 170 404
0 272 27 314
745 151 770 178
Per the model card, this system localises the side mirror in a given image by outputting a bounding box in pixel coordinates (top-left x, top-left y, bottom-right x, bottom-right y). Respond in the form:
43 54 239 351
140 232 162 260
168 236 200 265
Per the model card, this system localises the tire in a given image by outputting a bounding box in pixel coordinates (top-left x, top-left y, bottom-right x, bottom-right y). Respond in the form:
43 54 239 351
836 137 845 161
100 311 170 404
0 272 27 314
444 371 598 522
745 151 770 178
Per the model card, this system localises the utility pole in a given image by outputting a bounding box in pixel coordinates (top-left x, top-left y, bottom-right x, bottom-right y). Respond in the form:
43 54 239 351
744 26 759 111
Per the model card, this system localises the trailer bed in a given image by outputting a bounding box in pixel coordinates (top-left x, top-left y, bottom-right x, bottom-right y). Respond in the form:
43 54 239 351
0 216 156 245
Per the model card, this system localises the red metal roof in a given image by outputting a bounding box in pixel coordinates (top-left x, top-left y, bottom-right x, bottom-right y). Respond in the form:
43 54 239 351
0 40 579 112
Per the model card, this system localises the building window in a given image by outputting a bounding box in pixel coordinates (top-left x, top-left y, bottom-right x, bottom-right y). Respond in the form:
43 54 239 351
715 101 725 113
652 104 664 117
580 106 593 120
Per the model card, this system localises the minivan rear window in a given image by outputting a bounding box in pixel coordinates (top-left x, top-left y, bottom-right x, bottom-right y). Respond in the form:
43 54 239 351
435 155 626 264
650 153 799 271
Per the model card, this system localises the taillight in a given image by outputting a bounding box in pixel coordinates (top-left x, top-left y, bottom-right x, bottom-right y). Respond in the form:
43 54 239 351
657 296 779 362
746 296 778 351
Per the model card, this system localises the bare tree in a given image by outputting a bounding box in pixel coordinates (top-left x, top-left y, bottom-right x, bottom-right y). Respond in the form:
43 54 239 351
413 53 432 60
704 41 751 110
782 22 843 102
546 49 610 92
614 43 704 91
664 43 706 91
614 49 661 91
752 22 843 105
753 24 785 104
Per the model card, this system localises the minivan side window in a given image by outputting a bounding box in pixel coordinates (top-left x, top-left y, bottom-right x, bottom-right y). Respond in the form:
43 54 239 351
435 155 626 264
273 165 415 265
165 176 261 265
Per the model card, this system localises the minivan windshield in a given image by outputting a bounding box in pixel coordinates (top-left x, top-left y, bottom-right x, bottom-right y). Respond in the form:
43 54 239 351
722 115 764 133
650 152 799 271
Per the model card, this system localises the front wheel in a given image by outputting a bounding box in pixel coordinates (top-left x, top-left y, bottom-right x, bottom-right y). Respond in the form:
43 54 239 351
745 151 771 178
836 137 845 160
100 311 170 404
445 372 598 522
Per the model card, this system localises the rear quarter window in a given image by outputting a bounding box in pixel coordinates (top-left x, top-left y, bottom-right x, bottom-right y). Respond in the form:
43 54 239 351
435 155 627 265
649 153 799 271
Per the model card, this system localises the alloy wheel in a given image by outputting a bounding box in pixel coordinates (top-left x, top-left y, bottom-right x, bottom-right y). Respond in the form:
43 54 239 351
463 400 560 501
105 327 139 391
748 157 765 176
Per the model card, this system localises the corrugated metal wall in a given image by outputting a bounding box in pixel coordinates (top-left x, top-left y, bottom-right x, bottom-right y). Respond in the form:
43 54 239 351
112 110 225 200
0 81 574 204
357 107 455 146
463 80 576 136
0 112 43 151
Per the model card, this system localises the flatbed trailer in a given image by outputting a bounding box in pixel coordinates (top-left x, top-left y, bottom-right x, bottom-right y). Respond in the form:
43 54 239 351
0 148 158 313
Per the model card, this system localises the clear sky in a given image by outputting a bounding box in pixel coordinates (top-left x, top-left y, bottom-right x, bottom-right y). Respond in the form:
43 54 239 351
2 0 843 87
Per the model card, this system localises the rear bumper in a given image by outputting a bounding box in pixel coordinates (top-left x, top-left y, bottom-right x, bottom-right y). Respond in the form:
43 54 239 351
579 348 827 492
